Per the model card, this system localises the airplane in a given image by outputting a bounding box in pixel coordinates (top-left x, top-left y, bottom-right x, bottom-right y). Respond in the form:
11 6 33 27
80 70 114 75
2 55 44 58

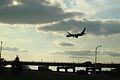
66 28 86 38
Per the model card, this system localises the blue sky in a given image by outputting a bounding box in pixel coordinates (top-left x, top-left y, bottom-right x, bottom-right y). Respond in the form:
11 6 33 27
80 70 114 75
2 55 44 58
0 0 120 63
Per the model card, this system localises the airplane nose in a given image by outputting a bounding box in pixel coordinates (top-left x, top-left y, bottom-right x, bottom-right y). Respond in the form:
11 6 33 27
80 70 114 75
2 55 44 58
66 35 69 37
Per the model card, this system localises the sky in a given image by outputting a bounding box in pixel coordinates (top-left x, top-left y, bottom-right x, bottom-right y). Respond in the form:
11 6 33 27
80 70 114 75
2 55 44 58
0 0 120 63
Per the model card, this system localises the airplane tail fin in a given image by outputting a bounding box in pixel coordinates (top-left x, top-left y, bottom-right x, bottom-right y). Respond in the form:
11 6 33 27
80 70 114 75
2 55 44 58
83 28 86 32
81 28 86 34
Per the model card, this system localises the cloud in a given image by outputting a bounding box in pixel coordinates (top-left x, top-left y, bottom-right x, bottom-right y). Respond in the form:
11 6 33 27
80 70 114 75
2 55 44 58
69 56 89 59
103 51 120 57
19 50 28 53
54 40 75 47
96 0 120 19
52 50 94 56
52 50 120 57
3 46 28 53
0 0 12 7
0 0 84 24
37 19 120 36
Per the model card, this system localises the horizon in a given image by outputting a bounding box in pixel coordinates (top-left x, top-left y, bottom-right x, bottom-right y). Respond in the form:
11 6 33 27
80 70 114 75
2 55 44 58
0 0 120 63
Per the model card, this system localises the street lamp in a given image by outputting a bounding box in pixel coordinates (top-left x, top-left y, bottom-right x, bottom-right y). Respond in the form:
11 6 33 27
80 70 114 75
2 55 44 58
95 45 101 64
94 45 101 75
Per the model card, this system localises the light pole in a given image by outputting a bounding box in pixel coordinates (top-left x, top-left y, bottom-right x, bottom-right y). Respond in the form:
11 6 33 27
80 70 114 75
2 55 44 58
95 45 101 64
94 45 101 75
0 41 3 59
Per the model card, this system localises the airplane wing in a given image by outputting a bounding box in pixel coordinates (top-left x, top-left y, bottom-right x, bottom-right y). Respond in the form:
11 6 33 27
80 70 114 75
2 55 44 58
67 32 71 35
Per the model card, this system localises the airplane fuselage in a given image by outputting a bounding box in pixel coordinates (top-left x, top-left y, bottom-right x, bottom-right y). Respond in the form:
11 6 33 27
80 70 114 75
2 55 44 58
66 28 86 38
66 33 85 38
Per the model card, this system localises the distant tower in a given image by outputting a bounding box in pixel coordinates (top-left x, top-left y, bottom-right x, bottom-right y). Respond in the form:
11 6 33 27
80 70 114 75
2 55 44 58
15 55 20 62
0 41 3 59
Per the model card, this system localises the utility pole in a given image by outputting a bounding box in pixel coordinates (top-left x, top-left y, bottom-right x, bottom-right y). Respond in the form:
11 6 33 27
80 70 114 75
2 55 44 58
0 41 3 59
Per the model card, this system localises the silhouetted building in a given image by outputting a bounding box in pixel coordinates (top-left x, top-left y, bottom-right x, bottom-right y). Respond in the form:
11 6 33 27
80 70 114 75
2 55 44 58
15 55 20 62
11 55 22 73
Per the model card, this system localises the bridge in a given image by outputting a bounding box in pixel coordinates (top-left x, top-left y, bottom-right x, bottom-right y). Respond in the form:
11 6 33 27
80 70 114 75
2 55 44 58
2 61 120 68
0 55 120 74
1 60 120 73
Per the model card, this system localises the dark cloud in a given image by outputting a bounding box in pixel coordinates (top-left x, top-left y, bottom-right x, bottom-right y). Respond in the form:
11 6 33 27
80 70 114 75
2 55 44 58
55 40 75 47
3 46 28 53
0 0 84 24
58 42 74 46
0 0 12 7
3 47 19 52
52 50 120 57
52 50 94 56
37 19 120 36
104 51 120 57
69 56 89 59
